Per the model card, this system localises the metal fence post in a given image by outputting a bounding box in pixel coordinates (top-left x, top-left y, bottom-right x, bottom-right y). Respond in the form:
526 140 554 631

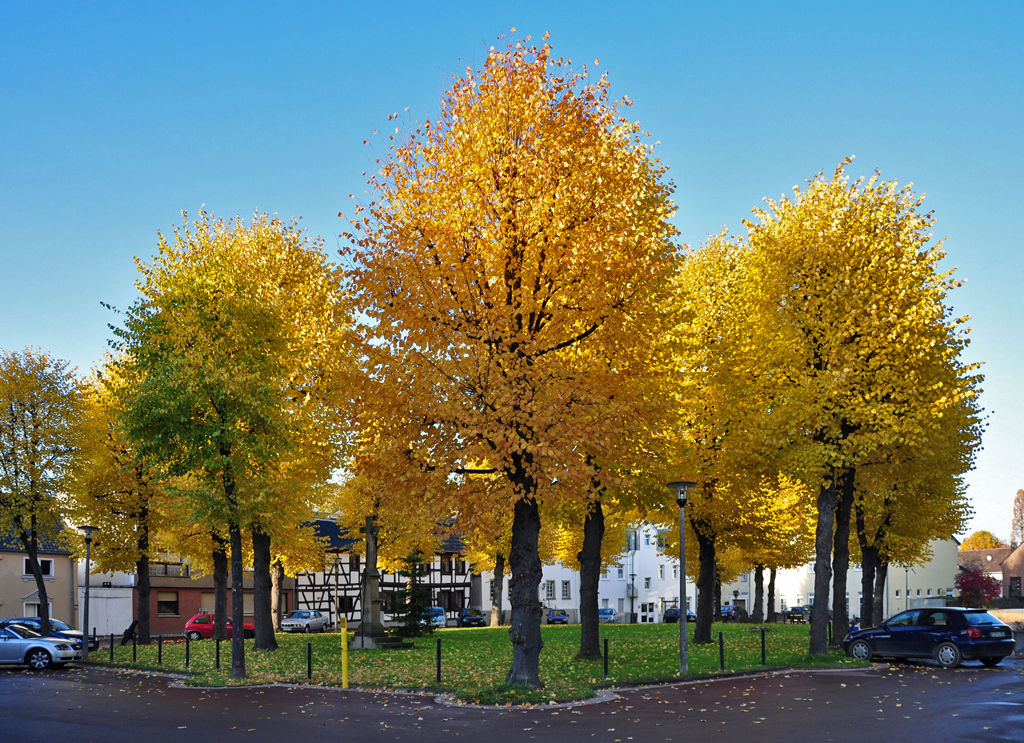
158 635 163 665
340 617 348 689
185 634 190 668
216 639 221 670
436 637 442 684
603 638 609 679
718 631 725 671
307 642 312 680
761 627 766 666
109 633 114 663
132 633 137 663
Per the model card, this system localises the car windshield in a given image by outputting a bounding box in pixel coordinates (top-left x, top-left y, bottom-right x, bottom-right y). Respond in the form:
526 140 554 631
464 609 481 616
552 610 566 616
48 619 73 631
426 608 443 615
6 625 42 639
963 611 1002 626
286 612 306 618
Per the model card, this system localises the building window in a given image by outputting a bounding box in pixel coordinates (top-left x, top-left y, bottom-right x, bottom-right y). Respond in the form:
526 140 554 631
545 580 555 600
149 563 190 577
561 581 571 600
644 534 650 547
659 565 665 580
23 558 53 577
617 598 625 613
440 556 454 575
927 589 932 596
1010 577 1021 597
895 590 901 598
157 591 179 616
348 554 360 571
456 558 467 575
674 565 679 579
617 565 624 580
602 570 609 580
916 589 921 597
809 594 814 605
644 577 651 589
740 573 748 582
602 599 609 608
938 588 945 596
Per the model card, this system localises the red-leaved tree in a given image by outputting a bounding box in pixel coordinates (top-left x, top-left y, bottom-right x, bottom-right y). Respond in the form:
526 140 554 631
955 567 1002 607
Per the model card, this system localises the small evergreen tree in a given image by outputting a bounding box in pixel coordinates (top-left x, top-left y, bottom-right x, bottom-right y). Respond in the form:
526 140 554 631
392 553 434 637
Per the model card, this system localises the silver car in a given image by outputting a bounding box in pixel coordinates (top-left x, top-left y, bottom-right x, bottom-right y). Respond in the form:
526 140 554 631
0 624 83 669
280 610 329 633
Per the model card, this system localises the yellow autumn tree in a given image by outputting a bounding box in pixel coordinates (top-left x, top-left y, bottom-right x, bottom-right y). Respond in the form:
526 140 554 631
342 35 678 688
745 158 984 653
116 211 354 676
0 348 83 636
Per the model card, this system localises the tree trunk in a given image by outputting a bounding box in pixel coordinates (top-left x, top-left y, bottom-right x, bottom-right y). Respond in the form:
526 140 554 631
213 534 229 641
251 526 277 651
575 500 604 660
229 522 246 678
16 516 51 636
714 573 722 623
752 564 765 623
767 568 777 623
854 497 875 628
505 495 544 689
490 552 505 627
271 560 284 632
873 561 888 627
810 472 838 656
692 519 716 644
831 466 855 647
136 552 151 645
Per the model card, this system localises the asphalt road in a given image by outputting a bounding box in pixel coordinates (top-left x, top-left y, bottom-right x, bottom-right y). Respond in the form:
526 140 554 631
2 659 1022 742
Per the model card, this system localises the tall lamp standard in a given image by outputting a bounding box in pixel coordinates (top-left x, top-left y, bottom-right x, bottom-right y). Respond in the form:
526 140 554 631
667 481 696 676
77 525 99 658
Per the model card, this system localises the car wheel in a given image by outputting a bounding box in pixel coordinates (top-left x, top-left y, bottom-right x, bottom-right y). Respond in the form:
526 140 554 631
305 624 311 634
319 624 326 633
934 642 962 669
849 639 873 662
27 648 53 670
186 631 203 642
243 630 254 639
980 656 1003 667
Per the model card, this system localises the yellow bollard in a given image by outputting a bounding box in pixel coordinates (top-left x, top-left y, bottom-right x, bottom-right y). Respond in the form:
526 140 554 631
340 616 349 689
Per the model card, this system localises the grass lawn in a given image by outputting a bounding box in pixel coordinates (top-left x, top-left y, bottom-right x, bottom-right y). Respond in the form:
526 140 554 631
88 623 864 704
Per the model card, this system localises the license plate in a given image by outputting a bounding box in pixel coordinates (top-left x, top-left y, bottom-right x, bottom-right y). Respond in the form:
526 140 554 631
991 631 1007 638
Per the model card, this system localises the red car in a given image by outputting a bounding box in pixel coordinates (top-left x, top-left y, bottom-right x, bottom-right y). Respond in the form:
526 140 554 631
184 612 255 641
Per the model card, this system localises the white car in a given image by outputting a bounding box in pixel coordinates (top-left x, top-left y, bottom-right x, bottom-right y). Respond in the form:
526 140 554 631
280 610 329 633
0 624 83 669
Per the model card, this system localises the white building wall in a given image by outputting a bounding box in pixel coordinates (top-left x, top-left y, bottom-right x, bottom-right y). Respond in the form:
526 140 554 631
77 564 135 635
478 524 697 624
722 538 961 621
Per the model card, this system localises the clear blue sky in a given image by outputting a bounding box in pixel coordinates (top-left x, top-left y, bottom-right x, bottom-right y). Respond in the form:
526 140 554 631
2 2 1021 540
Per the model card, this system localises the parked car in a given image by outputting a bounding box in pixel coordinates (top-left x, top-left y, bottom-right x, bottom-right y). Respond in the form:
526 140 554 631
280 610 329 633
546 609 569 625
598 607 617 623
0 616 98 651
0 624 83 669
458 608 487 627
662 608 697 623
784 605 812 623
422 606 447 628
720 605 741 620
843 607 1014 668
183 612 255 641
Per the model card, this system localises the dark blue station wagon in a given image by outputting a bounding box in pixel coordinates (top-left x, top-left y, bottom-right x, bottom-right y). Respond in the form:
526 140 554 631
843 607 1014 668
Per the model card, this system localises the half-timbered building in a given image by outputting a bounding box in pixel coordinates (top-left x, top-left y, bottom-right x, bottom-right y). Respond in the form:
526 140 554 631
295 518 480 627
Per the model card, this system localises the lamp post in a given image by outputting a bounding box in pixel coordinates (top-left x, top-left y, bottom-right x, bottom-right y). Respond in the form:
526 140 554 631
77 525 99 658
667 481 696 676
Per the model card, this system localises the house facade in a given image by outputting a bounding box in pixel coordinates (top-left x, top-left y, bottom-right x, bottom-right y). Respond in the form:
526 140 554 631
294 518 477 627
0 524 78 625
479 523 698 624
722 538 963 620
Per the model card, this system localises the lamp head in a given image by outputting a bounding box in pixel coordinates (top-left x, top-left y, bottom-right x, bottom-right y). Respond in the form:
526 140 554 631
667 480 697 507
78 525 99 543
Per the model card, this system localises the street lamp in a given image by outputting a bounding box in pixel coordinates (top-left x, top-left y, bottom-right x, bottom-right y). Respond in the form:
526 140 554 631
77 525 99 658
667 480 696 676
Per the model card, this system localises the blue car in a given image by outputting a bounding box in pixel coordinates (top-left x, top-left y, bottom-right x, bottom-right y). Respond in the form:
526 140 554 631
598 607 617 623
0 616 99 651
422 607 447 628
546 609 569 625
843 607 1014 668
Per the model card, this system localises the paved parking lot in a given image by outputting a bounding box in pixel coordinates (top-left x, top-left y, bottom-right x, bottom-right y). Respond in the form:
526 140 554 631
1 659 1022 742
